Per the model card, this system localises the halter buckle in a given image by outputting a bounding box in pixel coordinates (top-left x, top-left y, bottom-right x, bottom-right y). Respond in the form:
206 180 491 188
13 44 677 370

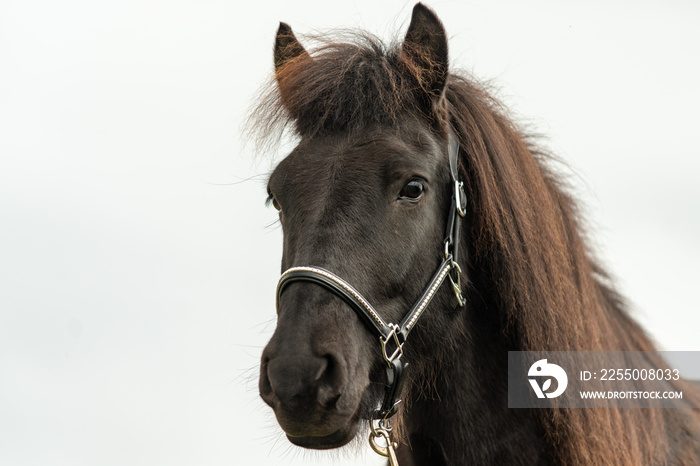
380 324 403 366
454 180 467 217
449 261 467 307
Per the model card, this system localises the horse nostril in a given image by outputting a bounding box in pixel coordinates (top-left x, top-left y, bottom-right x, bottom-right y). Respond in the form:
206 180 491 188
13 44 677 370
316 354 346 407
259 356 276 407
260 348 348 411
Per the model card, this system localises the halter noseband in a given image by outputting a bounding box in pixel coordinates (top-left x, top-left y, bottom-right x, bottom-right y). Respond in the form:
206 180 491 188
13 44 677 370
275 133 467 458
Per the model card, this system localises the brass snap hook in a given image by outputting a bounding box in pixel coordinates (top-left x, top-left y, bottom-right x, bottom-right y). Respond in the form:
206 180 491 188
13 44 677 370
369 428 400 465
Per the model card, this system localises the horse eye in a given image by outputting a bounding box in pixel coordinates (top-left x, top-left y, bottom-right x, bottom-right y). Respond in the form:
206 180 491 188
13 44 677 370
266 193 281 211
399 179 424 200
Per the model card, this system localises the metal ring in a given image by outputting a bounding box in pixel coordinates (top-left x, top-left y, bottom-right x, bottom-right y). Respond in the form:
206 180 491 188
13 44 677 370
369 428 393 458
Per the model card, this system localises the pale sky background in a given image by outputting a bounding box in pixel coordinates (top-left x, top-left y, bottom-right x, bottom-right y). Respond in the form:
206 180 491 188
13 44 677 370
1 1 698 465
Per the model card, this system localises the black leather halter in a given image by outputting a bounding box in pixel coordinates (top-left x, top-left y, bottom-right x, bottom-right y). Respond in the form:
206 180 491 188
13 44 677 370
275 134 467 425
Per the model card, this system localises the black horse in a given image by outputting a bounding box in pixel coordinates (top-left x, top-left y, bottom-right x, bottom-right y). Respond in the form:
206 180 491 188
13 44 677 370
252 3 700 464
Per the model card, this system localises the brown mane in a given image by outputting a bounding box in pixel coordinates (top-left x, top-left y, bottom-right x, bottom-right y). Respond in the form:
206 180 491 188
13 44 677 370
445 73 691 464
250 30 700 465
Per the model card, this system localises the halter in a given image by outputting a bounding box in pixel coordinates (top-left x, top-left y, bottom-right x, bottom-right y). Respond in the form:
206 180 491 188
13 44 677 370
275 134 467 464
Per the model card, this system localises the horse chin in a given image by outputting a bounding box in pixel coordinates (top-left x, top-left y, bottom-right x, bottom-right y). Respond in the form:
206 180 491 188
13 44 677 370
285 421 359 449
269 372 376 450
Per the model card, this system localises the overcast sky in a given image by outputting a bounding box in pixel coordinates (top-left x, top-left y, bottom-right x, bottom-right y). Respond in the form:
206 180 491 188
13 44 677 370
1 1 698 465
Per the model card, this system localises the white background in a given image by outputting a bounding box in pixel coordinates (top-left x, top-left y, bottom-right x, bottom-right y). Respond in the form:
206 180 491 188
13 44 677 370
1 1 698 465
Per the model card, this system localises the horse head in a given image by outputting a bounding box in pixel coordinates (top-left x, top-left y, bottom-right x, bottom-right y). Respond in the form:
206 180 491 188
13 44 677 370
258 3 463 450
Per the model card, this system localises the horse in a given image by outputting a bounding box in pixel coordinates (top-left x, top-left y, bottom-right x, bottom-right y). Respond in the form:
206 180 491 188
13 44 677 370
251 3 700 464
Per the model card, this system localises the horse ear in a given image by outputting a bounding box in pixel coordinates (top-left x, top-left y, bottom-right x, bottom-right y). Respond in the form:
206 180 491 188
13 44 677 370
274 22 309 75
401 3 449 102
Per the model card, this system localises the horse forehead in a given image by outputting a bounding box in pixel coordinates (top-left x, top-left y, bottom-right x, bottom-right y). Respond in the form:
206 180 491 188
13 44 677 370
287 129 443 181
282 142 388 211
294 138 394 171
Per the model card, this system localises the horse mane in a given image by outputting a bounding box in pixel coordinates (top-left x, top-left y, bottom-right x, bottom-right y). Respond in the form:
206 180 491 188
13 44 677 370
249 30 700 465
445 74 680 465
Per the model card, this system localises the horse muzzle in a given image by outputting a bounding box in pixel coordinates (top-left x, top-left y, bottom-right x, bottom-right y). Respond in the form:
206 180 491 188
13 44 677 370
259 320 369 448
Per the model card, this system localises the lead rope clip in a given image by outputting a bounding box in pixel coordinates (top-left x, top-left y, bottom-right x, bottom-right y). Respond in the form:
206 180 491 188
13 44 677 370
370 420 400 466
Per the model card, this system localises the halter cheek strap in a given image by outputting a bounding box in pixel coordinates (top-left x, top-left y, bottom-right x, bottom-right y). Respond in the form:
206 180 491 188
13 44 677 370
275 133 466 426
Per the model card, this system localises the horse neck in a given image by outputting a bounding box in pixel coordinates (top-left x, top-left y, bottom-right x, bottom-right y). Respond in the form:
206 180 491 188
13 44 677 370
397 229 655 464
399 311 547 465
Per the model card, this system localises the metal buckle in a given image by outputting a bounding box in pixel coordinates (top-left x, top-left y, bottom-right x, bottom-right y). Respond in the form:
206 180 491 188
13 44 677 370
448 261 467 307
380 324 403 366
454 180 466 217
